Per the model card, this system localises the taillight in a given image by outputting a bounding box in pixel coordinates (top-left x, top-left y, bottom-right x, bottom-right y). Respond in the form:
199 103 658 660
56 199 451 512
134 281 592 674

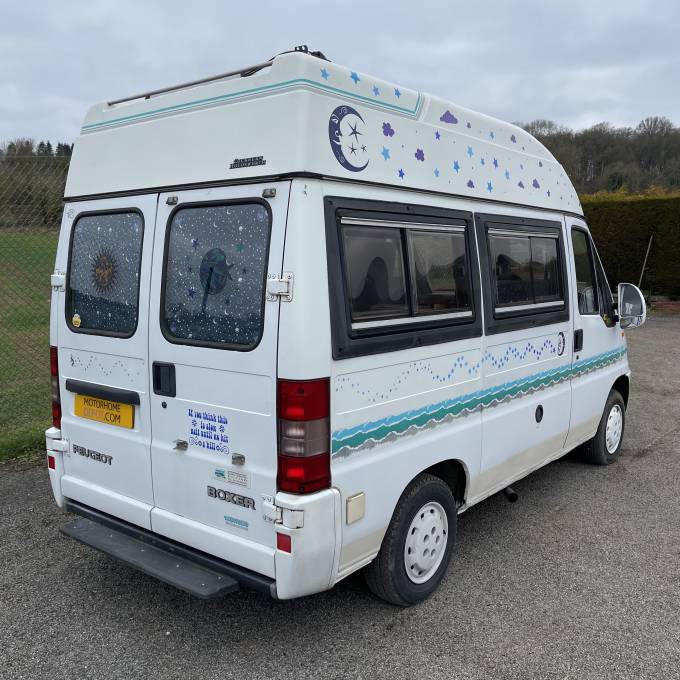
50 346 61 429
277 378 331 494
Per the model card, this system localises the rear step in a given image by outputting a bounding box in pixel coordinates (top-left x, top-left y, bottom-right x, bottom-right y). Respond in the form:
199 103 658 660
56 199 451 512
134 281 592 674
61 500 276 599
62 517 238 598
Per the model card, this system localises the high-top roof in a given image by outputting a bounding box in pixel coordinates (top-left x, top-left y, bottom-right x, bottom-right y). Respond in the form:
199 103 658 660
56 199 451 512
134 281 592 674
66 50 582 215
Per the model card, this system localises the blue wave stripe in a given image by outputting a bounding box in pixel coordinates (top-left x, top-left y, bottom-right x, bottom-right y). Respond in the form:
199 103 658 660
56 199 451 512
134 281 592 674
332 346 626 454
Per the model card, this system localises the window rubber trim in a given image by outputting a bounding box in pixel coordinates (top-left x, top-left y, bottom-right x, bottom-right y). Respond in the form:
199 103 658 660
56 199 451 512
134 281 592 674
159 198 272 352
475 212 570 335
325 196 482 360
65 208 145 339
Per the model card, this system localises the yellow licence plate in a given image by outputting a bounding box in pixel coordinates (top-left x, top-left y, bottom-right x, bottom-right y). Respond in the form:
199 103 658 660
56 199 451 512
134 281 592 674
74 394 134 429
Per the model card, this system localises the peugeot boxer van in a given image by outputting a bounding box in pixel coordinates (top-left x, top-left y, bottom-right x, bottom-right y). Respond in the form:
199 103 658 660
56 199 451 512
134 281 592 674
46 47 647 605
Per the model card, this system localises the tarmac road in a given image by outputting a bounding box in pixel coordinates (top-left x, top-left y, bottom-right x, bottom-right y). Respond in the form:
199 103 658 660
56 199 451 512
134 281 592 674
1 315 679 680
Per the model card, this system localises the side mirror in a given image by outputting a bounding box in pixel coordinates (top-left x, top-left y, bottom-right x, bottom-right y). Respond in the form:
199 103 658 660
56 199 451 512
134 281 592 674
617 283 647 329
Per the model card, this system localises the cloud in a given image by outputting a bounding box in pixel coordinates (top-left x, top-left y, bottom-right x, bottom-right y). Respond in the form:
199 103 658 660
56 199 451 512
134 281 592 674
1 0 679 144
439 110 458 124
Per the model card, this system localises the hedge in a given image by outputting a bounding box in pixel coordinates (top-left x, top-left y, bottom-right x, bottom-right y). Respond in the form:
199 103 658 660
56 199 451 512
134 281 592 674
581 194 680 297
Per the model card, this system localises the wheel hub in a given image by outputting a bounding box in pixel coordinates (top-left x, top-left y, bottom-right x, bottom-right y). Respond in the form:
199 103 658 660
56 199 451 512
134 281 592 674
404 501 448 584
605 404 623 453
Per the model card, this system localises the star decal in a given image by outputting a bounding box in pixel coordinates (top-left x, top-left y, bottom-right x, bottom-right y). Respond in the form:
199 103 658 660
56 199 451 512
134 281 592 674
348 143 358 156
381 146 390 160
361 144 367 152
467 146 474 158
394 88 401 98
320 68 329 80
547 190 551 197
350 71 360 84
434 168 440 177
348 121 362 141
490 131 495 140
372 85 380 96
480 158 486 166
505 169 510 180
187 286 196 298
435 130 441 140
453 160 461 173
493 158 499 169
191 238 200 250
398 168 405 179
487 181 493 193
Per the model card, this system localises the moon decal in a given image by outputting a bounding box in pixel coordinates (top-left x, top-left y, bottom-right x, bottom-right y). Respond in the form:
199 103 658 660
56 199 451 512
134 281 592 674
328 105 369 173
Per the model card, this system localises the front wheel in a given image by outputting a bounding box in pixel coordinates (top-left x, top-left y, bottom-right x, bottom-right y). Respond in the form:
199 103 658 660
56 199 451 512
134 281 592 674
581 389 626 465
364 473 457 606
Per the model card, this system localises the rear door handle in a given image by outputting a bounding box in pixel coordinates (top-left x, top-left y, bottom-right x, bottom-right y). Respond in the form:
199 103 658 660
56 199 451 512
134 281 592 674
152 362 176 397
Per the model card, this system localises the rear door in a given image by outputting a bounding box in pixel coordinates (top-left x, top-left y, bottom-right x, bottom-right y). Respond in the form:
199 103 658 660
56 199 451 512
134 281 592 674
147 183 289 555
58 195 158 529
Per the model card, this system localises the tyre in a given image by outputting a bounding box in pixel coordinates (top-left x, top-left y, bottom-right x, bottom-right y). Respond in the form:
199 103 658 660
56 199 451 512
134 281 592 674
364 473 457 606
580 389 626 465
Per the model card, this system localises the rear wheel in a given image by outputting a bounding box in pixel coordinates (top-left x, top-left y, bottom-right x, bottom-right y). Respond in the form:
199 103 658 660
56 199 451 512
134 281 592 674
580 389 626 465
364 473 457 606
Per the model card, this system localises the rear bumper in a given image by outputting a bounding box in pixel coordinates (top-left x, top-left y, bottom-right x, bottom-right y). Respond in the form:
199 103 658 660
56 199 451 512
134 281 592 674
62 499 277 598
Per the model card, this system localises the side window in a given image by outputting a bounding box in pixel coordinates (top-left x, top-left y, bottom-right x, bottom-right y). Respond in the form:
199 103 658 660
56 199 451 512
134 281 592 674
571 228 599 315
162 202 270 349
488 230 563 311
342 226 408 322
340 219 473 326
67 211 144 336
409 230 471 315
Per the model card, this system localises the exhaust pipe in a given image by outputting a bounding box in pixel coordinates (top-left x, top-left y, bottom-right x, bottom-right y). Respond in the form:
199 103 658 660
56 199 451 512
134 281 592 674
502 486 518 503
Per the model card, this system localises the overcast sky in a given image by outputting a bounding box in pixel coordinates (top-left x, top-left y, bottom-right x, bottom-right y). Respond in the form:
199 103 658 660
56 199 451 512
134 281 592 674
1 0 679 144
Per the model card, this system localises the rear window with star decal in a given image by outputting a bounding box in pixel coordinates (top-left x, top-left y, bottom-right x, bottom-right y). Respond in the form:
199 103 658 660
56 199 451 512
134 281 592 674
66 211 144 336
162 203 270 349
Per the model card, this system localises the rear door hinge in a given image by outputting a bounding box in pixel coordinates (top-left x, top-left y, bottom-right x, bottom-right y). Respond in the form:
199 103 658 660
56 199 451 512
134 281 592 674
266 272 293 302
51 272 66 291
262 496 282 523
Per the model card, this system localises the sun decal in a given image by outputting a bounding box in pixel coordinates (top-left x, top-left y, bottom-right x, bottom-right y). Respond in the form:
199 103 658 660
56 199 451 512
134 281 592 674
91 247 117 292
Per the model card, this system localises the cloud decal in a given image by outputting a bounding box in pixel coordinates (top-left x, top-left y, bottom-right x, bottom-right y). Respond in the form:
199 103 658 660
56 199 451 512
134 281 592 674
532 179 541 188
440 110 458 124
467 180 475 188
382 122 395 137
415 148 425 161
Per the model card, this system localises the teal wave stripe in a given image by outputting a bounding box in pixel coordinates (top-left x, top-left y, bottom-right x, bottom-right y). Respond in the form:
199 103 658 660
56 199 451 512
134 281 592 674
332 346 626 456
82 79 423 132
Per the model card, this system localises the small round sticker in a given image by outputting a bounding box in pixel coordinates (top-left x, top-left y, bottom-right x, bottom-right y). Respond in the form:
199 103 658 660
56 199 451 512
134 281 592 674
72 313 82 328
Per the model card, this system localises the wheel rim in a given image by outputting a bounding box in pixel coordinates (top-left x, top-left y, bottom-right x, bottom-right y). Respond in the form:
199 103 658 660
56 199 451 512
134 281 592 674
605 404 623 454
404 501 448 584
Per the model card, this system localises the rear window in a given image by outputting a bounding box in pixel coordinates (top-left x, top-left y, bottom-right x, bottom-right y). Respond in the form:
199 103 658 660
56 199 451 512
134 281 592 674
162 202 270 349
67 211 144 336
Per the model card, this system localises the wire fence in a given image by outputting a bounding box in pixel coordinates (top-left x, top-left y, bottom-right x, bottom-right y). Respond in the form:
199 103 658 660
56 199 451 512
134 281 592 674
0 157 68 457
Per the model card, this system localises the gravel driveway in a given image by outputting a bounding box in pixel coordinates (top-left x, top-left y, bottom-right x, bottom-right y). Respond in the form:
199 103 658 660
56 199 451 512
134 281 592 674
2 315 679 680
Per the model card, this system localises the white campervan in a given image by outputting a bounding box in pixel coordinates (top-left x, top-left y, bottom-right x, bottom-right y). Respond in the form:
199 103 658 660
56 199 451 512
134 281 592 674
46 47 647 605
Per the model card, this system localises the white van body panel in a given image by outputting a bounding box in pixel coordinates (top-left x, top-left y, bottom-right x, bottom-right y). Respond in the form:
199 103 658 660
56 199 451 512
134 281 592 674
66 53 581 216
